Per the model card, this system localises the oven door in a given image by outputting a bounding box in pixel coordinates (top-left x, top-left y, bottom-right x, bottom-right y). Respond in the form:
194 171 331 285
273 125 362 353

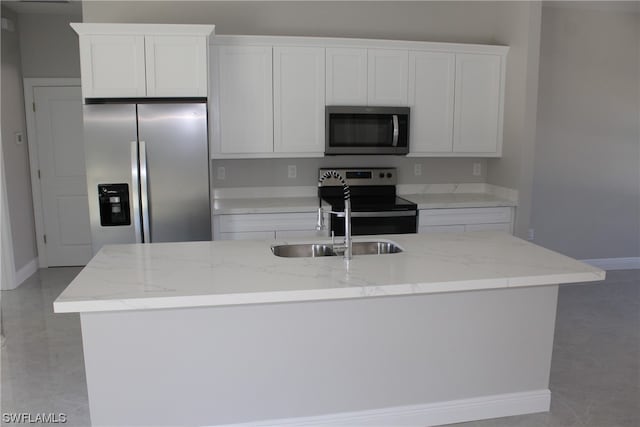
330 211 417 236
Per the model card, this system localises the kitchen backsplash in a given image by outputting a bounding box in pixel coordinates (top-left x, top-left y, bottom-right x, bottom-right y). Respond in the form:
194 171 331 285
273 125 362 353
211 157 486 188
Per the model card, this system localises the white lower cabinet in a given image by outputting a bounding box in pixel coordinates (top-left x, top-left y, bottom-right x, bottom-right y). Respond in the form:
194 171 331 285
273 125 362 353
418 207 514 234
213 212 329 241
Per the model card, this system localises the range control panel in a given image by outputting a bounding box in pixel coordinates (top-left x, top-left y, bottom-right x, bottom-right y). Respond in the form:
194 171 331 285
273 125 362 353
318 168 397 187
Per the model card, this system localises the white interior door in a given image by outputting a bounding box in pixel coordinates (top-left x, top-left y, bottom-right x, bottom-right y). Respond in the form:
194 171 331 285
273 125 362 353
33 85 91 266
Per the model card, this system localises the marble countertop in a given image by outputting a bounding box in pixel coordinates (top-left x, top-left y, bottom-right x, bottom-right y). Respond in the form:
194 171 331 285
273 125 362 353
212 193 514 215
402 193 516 209
213 197 326 215
54 232 604 314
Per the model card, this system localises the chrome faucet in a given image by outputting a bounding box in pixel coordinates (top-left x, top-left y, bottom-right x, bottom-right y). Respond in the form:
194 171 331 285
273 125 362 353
317 170 352 260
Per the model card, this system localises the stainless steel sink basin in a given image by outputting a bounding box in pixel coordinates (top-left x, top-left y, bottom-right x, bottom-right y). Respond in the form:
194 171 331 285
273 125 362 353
351 241 403 255
271 243 337 258
271 241 403 258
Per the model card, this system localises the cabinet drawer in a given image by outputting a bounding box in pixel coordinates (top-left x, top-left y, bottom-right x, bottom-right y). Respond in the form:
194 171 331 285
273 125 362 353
466 222 512 232
275 229 329 239
217 231 275 240
419 225 465 234
218 212 319 233
419 207 512 227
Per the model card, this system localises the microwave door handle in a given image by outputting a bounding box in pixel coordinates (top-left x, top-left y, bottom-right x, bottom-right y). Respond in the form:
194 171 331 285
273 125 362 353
392 115 399 147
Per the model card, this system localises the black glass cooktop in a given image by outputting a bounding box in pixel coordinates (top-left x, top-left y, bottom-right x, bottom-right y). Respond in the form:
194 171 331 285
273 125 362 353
321 195 416 212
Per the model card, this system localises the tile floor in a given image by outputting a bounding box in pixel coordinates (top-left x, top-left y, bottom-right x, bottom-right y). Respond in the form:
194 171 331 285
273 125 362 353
1 268 638 427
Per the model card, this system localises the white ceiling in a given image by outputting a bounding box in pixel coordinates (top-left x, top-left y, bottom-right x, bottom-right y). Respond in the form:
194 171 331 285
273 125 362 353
2 0 82 16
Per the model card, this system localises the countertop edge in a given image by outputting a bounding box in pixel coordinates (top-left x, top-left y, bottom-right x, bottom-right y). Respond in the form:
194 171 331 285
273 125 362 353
53 270 605 314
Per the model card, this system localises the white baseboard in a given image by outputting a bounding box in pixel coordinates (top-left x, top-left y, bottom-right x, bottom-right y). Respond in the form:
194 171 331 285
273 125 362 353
14 257 38 288
218 389 550 427
582 257 640 271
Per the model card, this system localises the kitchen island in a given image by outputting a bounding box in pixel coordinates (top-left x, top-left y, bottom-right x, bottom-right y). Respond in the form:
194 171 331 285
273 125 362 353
54 232 604 426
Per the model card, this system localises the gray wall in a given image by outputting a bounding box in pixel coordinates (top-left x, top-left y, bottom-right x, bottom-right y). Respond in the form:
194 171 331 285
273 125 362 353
18 12 81 78
83 1 507 188
488 2 542 239
530 3 640 259
212 157 486 188
0 7 37 271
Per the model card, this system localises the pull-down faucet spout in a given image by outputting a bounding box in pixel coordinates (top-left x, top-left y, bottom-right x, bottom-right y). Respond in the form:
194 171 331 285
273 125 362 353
317 170 352 260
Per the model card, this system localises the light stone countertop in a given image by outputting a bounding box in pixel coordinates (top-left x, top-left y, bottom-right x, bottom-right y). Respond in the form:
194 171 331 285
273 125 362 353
402 193 517 209
54 232 604 314
212 197 327 215
212 193 514 215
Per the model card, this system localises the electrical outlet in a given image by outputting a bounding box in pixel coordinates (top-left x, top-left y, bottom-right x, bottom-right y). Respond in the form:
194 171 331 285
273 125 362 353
15 132 23 145
473 162 482 176
414 163 422 176
288 165 297 179
216 166 226 180
528 228 535 241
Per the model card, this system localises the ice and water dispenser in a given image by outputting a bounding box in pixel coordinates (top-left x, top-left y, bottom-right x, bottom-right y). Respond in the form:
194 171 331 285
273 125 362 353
98 184 131 226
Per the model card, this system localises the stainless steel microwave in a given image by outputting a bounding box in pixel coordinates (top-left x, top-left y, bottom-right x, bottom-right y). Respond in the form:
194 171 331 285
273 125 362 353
325 106 410 155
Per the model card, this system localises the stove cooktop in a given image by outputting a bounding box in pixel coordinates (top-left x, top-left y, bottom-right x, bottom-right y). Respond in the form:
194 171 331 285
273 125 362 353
321 195 417 212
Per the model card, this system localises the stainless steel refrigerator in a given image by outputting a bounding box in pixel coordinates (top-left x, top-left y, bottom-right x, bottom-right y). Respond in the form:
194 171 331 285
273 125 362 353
83 101 211 255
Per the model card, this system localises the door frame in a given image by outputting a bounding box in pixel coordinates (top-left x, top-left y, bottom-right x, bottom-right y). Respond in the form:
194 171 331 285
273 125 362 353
23 78 82 268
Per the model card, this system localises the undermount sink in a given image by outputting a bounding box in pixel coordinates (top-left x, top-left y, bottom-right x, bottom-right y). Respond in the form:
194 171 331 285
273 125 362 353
271 241 403 258
351 241 403 255
271 243 337 258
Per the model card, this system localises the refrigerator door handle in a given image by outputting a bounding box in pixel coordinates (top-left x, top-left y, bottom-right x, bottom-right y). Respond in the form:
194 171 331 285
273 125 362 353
139 140 151 243
130 141 143 243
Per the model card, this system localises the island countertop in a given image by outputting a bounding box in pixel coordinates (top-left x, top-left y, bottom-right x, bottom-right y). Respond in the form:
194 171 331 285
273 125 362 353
53 232 605 313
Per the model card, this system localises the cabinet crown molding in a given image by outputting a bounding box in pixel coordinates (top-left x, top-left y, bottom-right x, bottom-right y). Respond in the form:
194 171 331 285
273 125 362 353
213 35 508 55
70 23 215 37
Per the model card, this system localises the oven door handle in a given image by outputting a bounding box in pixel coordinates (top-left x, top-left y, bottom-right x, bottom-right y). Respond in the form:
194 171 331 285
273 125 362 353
392 115 399 147
349 211 416 218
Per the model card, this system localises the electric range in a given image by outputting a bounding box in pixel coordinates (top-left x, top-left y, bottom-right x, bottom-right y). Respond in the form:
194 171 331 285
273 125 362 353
318 168 418 236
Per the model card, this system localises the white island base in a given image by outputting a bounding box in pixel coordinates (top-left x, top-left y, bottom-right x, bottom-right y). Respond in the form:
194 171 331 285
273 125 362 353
56 233 604 426
82 285 557 426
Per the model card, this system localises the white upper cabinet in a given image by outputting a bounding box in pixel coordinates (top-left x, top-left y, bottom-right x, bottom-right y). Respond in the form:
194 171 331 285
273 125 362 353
78 34 147 98
145 36 208 97
326 47 408 107
367 49 409 106
71 24 214 99
215 45 273 155
273 46 325 154
325 48 367 105
453 54 503 154
210 35 507 158
408 51 455 153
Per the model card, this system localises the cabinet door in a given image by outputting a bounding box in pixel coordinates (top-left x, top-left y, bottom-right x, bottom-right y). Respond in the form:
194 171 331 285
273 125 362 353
273 46 325 154
145 35 207 97
453 54 503 154
325 48 367 105
79 35 146 98
367 49 409 106
408 51 455 153
216 45 274 154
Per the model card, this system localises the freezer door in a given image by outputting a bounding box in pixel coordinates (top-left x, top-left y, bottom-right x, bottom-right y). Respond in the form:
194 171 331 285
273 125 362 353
84 104 141 254
137 103 211 242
